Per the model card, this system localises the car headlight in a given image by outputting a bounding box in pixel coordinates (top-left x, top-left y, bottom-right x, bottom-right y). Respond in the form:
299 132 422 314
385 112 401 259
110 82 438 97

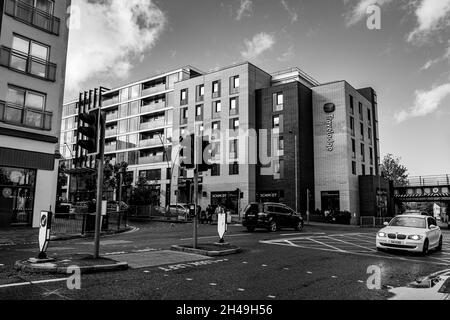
407 235 423 241
378 232 387 238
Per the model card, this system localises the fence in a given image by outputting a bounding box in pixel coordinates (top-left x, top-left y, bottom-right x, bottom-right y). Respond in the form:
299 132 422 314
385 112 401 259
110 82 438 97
360 216 392 228
127 205 190 222
51 210 128 236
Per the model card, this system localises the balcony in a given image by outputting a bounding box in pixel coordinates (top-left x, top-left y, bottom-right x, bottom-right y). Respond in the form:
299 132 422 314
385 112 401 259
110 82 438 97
141 84 166 97
105 144 117 152
105 128 117 137
139 138 163 148
0 46 56 81
140 119 166 130
140 101 166 114
4 0 61 35
102 96 119 107
105 111 118 121
139 155 165 165
0 100 52 130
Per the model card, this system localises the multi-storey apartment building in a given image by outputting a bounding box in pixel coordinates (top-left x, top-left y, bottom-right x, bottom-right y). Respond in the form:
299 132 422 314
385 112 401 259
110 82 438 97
0 0 70 228
61 61 385 224
60 66 203 205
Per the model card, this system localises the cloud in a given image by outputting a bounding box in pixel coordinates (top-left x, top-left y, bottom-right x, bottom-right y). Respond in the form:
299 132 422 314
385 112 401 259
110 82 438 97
65 0 167 93
241 33 275 60
277 45 295 62
344 0 393 27
407 0 450 42
236 0 253 20
395 83 450 122
420 42 450 71
281 0 298 24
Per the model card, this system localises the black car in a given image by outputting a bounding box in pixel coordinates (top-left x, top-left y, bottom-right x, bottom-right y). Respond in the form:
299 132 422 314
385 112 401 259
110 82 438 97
324 211 351 225
242 202 304 232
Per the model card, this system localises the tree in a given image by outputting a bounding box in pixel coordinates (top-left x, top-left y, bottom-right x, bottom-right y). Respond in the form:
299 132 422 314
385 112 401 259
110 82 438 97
380 154 409 186
56 162 68 202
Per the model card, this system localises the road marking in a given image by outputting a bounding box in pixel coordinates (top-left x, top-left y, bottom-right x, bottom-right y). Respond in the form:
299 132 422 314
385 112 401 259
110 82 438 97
0 264 4 267
0 278 69 289
262 264 267 267
331 276 338 279
242 262 248 264
268 295 276 299
104 251 127 256
326 236 377 252
143 270 150 273
280 232 326 237
307 271 313 274
180 234 251 241
308 238 346 252
209 283 217 286
283 268 290 271
358 280 364 283
238 288 245 292
186 278 193 281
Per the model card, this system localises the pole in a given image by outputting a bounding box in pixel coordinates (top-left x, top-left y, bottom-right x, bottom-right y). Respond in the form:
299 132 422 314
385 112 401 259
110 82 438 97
306 189 310 225
117 169 123 211
295 134 298 213
193 129 199 249
94 111 105 259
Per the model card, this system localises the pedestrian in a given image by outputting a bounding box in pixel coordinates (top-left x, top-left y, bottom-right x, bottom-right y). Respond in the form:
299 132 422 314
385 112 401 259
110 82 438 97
206 205 214 224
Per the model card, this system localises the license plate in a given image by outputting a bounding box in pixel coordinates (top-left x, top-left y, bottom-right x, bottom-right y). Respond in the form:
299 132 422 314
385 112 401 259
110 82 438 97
391 240 403 245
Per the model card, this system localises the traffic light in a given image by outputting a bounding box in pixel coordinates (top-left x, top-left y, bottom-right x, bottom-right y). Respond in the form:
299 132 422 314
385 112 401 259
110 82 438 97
199 138 213 172
77 108 99 155
180 134 195 169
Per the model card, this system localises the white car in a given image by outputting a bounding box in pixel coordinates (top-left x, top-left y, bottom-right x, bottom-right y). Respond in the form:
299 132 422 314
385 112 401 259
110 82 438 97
376 215 443 255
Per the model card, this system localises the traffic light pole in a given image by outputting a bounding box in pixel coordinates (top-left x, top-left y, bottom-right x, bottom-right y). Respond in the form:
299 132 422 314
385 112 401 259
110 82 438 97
193 165 199 249
94 111 106 259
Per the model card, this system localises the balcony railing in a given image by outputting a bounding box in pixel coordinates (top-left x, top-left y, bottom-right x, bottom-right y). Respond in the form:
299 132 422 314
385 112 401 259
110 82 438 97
105 112 118 121
103 96 120 107
105 128 117 137
141 84 166 97
105 144 117 152
4 0 61 35
0 46 57 81
139 138 163 148
140 101 166 114
140 119 166 130
0 100 52 130
139 155 164 165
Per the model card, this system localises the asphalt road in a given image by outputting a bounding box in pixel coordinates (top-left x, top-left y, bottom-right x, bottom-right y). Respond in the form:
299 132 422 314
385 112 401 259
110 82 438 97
0 221 449 300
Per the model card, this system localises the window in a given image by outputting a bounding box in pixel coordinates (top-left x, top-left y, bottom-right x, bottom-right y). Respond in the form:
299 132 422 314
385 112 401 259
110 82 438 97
213 100 222 113
181 107 188 124
212 121 220 131
278 136 284 152
359 102 363 121
369 147 374 165
130 85 140 99
367 109 372 122
352 161 357 175
33 0 55 14
229 162 239 175
351 139 356 159
362 164 366 176
350 116 355 136
10 35 50 78
120 88 129 102
368 127 372 143
230 97 239 115
370 167 374 175
196 84 205 102
273 115 280 128
180 89 188 105
230 118 239 130
230 75 240 94
195 105 203 121
349 95 354 114
4 86 49 130
361 143 365 162
273 92 284 111
211 164 220 177
229 139 238 159
360 123 364 139
139 169 161 181
212 80 221 98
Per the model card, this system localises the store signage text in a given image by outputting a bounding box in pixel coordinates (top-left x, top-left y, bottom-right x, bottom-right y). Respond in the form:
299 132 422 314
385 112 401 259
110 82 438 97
324 103 336 152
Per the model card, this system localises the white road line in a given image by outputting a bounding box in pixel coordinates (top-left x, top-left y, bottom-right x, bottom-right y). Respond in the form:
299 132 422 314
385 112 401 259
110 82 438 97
267 295 276 299
307 271 313 274
104 252 126 256
340 234 376 245
0 278 68 289
308 238 346 252
238 288 245 292
186 278 193 281
326 236 377 252
209 283 217 286
260 240 450 266
280 232 326 237
180 234 251 241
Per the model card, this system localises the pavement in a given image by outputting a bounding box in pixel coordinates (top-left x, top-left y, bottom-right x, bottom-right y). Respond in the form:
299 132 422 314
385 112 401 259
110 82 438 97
0 221 449 300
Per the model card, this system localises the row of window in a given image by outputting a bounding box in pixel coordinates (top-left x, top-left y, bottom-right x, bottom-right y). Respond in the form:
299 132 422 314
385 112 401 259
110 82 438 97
349 94 373 123
180 75 240 105
351 139 374 165
352 161 374 176
180 96 240 123
349 115 373 143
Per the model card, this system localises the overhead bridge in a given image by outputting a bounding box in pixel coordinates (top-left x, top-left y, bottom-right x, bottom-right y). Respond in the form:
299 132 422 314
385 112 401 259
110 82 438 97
394 175 450 202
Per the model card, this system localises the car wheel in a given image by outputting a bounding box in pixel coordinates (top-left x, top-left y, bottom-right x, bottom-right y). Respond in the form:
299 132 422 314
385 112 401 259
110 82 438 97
295 221 303 232
268 221 278 232
247 227 255 232
437 236 443 251
422 239 429 256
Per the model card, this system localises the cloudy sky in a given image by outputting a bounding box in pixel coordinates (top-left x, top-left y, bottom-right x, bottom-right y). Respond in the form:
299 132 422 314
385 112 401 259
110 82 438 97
65 0 450 176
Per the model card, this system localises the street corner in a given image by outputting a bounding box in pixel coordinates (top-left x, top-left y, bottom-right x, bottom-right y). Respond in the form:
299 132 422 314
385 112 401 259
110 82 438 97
171 243 242 257
14 254 128 275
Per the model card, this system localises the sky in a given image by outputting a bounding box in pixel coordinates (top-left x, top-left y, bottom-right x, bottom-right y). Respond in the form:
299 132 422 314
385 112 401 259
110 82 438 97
64 0 450 177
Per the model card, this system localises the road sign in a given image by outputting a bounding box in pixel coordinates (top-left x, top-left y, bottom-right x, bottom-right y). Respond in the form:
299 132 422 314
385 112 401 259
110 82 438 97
38 211 52 259
217 210 227 243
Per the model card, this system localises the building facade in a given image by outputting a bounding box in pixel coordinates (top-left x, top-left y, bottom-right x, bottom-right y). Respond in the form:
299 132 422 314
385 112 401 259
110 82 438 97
0 0 70 228
61 62 383 224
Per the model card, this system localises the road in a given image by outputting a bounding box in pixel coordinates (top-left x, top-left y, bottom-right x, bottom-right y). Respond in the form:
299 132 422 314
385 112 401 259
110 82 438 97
0 221 449 300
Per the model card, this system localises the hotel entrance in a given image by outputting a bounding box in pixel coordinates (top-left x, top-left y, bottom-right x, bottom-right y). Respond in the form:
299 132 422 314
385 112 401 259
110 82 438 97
321 191 340 212
0 167 36 227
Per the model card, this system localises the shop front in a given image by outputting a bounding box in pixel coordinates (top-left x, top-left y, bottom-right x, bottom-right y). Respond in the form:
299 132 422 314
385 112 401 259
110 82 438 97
211 191 239 215
0 167 36 227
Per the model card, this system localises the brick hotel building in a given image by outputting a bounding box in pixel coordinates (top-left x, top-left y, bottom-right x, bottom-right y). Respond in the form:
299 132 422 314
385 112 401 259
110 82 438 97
61 62 388 225
0 0 70 228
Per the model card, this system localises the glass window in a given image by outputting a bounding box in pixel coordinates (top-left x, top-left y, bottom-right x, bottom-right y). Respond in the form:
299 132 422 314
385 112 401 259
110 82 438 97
273 115 280 128
200 85 205 96
214 101 222 113
350 117 355 136
196 105 203 117
7 87 25 105
277 93 283 105
213 81 219 93
130 85 140 99
25 92 45 110
234 76 240 88
278 136 284 151
30 42 48 60
120 88 129 102
230 98 237 110
12 36 29 54
352 161 357 175
349 95 354 114
212 121 220 131
119 103 128 118
129 117 138 132
231 118 239 130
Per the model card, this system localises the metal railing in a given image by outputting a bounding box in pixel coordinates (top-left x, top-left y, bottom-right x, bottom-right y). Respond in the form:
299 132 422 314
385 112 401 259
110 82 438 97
51 210 128 236
360 216 392 228
400 175 450 187
127 205 190 222
4 0 61 35
0 100 52 130
271 67 320 86
0 46 57 81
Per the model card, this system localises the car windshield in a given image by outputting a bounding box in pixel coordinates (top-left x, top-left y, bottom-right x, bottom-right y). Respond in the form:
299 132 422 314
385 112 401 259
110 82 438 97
389 217 426 229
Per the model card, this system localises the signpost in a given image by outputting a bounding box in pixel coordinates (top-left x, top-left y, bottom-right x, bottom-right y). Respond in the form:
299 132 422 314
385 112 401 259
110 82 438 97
38 211 52 260
217 208 227 244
